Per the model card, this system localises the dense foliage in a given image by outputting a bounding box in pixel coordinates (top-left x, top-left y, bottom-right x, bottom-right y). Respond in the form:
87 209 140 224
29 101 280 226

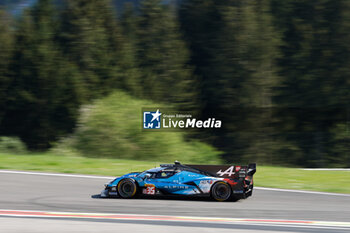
0 0 348 167
61 91 222 163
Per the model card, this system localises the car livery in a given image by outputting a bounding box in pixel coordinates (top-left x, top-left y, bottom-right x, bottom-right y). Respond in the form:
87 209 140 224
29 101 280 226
101 161 256 201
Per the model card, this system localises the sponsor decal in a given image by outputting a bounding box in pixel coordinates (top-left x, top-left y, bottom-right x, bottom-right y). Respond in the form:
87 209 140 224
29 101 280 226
164 185 188 189
187 174 200 177
217 166 235 177
233 190 244 193
143 184 156 195
239 168 247 177
198 180 213 193
200 180 213 185
143 186 155 195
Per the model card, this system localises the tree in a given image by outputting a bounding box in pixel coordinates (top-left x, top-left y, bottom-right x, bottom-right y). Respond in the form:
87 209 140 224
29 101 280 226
2 0 82 149
137 0 197 110
0 9 13 125
271 0 350 166
118 3 143 97
180 0 280 163
60 0 122 99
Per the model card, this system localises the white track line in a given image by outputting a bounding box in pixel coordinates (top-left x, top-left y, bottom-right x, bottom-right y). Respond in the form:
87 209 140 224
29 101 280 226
0 170 114 179
301 168 350 171
1 170 350 197
1 209 350 230
254 187 350 197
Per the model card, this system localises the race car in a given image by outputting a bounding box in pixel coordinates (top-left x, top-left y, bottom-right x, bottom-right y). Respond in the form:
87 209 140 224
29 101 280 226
101 161 256 201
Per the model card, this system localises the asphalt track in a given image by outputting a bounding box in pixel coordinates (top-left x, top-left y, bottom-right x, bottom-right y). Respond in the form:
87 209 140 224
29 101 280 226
1 170 350 233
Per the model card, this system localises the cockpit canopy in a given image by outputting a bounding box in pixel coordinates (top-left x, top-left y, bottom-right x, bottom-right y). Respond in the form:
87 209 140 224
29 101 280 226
141 166 179 179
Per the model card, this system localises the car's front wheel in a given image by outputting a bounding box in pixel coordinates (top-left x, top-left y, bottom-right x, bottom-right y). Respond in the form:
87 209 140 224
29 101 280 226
211 181 232 201
117 179 138 198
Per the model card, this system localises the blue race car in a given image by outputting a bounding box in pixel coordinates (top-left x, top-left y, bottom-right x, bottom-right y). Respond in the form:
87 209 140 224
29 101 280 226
101 161 256 201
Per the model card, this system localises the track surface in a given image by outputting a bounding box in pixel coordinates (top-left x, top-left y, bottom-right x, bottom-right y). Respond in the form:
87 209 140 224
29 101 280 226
1 171 350 232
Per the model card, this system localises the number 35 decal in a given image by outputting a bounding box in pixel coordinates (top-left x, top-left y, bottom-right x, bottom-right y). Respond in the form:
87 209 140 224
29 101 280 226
143 186 155 195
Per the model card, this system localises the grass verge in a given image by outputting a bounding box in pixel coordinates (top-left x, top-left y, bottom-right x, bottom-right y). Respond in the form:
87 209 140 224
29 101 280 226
0 152 349 194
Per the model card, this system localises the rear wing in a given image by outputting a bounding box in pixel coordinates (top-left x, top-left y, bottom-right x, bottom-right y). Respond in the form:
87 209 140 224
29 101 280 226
185 163 256 178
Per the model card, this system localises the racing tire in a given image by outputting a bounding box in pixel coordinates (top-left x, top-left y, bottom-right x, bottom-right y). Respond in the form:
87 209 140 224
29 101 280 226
117 178 138 198
211 181 232 201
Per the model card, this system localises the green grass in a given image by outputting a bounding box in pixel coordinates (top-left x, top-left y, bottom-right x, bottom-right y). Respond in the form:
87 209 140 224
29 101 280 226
1 152 349 194
256 166 350 194
0 152 162 176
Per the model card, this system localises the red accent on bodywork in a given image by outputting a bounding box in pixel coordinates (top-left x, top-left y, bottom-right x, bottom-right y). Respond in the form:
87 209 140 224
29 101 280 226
223 178 237 186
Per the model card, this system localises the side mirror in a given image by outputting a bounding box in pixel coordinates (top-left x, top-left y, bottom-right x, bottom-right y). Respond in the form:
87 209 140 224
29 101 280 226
143 174 151 180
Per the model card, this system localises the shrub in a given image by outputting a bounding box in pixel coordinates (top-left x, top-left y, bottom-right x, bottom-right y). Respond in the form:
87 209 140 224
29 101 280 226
69 91 222 163
0 137 27 154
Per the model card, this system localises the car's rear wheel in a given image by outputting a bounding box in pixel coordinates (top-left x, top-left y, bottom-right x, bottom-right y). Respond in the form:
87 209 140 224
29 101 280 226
211 181 232 201
117 179 138 198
